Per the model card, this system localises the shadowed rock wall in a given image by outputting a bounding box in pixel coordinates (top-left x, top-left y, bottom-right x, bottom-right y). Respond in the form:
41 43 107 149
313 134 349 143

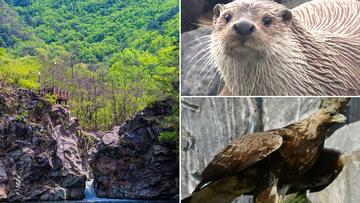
91 100 179 200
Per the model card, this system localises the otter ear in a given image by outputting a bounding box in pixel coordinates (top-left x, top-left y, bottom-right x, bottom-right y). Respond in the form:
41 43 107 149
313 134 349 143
281 9 292 21
213 4 223 18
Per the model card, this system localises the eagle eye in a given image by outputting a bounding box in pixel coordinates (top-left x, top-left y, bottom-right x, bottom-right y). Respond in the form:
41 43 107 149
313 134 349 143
329 112 336 116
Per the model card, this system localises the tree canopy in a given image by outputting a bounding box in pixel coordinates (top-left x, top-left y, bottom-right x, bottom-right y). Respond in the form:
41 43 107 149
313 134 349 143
0 0 179 132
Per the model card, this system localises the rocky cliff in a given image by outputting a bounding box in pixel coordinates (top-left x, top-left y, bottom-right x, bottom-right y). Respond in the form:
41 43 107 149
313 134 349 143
181 97 360 203
90 100 179 200
0 89 98 201
0 89 179 202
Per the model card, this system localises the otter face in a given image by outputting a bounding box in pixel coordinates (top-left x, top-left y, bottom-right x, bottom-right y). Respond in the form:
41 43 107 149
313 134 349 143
211 0 292 52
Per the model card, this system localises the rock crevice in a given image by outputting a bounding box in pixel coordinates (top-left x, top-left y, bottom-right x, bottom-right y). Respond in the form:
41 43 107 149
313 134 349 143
0 89 91 201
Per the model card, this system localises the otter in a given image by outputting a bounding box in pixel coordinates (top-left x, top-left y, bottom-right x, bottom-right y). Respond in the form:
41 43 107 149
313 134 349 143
209 0 360 96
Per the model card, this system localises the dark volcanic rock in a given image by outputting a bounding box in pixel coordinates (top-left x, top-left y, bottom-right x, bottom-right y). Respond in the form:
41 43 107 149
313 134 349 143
0 89 89 201
91 100 178 200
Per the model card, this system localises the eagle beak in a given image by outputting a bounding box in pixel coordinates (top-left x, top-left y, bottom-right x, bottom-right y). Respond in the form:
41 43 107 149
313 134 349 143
331 114 347 124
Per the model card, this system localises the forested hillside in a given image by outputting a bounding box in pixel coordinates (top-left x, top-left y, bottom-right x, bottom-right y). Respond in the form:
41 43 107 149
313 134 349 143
0 0 179 132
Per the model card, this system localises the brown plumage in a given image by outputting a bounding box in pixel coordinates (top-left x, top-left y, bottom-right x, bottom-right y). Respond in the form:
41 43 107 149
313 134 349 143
210 0 360 96
182 109 346 203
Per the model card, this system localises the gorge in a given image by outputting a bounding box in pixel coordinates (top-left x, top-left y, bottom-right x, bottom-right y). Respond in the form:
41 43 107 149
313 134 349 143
0 89 178 202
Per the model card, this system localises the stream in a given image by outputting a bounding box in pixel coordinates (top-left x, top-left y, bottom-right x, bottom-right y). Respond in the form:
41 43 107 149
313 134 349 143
13 180 178 203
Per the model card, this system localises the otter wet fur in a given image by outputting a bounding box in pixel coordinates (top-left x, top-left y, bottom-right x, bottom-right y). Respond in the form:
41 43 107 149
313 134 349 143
208 0 360 96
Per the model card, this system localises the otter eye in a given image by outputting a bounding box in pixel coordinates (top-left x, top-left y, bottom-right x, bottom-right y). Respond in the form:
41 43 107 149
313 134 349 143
262 17 271 27
225 14 232 23
329 112 336 116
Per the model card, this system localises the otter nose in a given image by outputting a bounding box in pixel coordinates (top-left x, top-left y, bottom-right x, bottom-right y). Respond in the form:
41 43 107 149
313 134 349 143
233 21 256 36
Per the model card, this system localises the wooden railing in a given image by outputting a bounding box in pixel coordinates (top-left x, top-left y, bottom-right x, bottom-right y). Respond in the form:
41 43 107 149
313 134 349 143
40 86 70 104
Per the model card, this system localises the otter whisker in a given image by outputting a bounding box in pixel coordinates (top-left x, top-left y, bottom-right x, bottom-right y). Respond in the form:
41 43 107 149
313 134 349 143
186 46 213 78
189 44 212 64
199 51 216 72
195 55 212 71
186 48 211 77
188 35 212 45
199 58 214 79
199 64 216 88
198 43 222 76
191 40 212 48
198 0 360 96
207 66 219 87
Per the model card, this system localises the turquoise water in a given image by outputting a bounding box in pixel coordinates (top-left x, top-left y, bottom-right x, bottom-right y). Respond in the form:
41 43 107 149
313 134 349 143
11 180 178 203
16 200 178 203
13 201 178 203
80 180 178 203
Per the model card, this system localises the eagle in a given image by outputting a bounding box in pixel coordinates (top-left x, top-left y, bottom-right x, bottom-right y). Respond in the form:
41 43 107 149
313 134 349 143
182 109 346 203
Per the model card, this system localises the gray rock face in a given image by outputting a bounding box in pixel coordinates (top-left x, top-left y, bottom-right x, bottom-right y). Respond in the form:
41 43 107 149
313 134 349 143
261 97 322 131
0 89 87 201
181 97 256 196
91 100 178 200
181 28 223 96
181 97 360 202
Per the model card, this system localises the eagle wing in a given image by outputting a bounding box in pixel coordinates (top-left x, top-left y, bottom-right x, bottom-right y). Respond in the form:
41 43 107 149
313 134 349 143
194 132 283 192
288 148 345 194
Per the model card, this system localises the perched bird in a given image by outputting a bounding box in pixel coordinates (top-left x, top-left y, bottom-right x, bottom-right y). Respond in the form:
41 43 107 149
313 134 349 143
182 109 346 203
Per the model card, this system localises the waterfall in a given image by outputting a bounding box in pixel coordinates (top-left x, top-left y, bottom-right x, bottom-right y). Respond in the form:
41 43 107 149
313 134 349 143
84 179 118 201
84 179 100 200
83 179 175 202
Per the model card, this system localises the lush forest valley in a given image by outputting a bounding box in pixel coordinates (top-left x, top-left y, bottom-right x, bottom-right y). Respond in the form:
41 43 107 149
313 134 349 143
0 0 179 137
0 0 179 201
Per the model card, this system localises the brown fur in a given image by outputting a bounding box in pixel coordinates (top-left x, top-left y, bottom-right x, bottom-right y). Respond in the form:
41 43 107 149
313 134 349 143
210 0 360 96
182 109 346 203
